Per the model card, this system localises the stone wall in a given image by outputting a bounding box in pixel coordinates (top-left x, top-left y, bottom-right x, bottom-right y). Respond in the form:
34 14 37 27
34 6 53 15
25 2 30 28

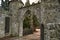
18 3 41 36
46 23 60 40
9 1 24 36
41 0 60 40
1 0 60 40
41 0 60 24
0 14 5 38
0 1 41 37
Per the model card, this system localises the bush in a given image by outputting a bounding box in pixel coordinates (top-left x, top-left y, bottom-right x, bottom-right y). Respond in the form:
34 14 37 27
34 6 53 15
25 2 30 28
23 28 33 36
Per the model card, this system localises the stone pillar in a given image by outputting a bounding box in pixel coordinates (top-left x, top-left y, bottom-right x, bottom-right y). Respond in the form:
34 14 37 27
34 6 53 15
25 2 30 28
30 12 33 32
19 17 23 37
9 13 18 36
40 0 45 40
0 15 5 38
41 0 45 24
9 0 24 36
41 0 60 40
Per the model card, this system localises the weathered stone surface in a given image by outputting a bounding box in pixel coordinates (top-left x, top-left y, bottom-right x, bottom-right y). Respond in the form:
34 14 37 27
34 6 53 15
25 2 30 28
46 23 60 40
0 0 60 40
9 1 24 36
41 0 60 40
0 14 5 38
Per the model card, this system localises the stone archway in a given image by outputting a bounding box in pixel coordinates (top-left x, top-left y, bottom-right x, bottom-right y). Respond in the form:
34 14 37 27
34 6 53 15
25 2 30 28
33 14 40 31
18 10 32 37
18 8 41 38
23 10 33 36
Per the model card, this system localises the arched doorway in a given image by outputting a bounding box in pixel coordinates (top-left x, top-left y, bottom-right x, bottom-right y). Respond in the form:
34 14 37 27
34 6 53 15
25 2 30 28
23 10 33 36
21 10 40 40
33 14 40 32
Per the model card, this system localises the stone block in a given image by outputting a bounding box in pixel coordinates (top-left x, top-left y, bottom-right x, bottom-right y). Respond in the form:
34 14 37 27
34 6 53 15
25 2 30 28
50 30 57 38
50 38 59 40
0 30 5 38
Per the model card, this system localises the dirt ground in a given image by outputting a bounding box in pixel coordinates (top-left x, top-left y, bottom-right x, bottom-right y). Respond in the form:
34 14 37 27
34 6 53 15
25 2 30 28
0 29 40 40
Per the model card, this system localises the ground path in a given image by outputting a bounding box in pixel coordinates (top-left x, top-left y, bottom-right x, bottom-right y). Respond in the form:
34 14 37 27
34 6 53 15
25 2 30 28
0 29 40 40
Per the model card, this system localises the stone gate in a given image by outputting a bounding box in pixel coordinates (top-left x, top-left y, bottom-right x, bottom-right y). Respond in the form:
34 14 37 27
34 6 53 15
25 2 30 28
0 0 60 40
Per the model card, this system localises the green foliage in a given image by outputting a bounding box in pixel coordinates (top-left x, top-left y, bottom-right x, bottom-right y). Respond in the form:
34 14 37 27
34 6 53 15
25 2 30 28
33 14 39 27
23 10 31 29
2 0 9 10
23 10 39 29
23 28 33 36
23 17 30 29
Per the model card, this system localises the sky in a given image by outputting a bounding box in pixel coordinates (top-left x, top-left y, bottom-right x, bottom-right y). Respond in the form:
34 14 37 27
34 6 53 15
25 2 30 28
22 0 39 4
0 0 40 6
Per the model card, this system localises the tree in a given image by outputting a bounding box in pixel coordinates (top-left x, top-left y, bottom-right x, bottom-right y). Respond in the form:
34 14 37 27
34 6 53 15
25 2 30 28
25 0 30 6
33 14 39 31
23 10 31 29
2 0 9 10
